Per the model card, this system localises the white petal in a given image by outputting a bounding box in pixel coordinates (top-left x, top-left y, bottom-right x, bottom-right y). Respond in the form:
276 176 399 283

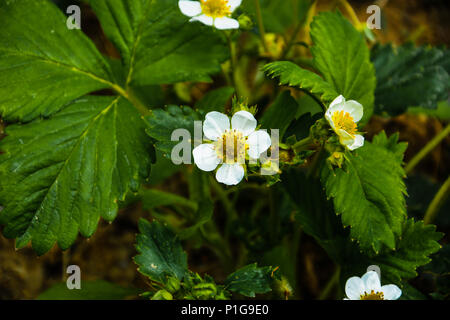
361 271 381 293
343 100 364 123
247 130 271 159
190 14 214 26
203 111 230 141
325 95 345 129
347 134 364 151
381 284 402 300
345 276 365 300
328 95 345 111
231 111 257 136
227 0 242 12
193 144 220 172
336 129 355 148
214 17 239 30
215 163 244 185
178 1 202 17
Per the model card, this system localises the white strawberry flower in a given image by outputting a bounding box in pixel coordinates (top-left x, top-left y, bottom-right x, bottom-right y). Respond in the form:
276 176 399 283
178 0 241 30
193 111 271 186
325 95 365 151
344 271 402 300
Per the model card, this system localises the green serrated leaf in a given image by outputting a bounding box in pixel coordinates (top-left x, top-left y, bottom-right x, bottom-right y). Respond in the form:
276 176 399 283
145 105 203 157
0 96 153 255
371 131 408 163
86 0 228 86
0 0 115 122
134 219 188 284
373 219 443 284
310 11 376 124
371 43 450 115
224 263 275 297
321 136 407 253
263 61 338 103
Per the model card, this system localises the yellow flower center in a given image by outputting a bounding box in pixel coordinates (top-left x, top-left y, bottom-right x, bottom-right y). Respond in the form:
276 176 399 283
200 0 231 18
331 110 357 136
214 129 247 164
360 290 385 300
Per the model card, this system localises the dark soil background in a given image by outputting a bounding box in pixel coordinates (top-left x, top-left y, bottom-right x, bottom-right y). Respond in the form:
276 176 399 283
0 0 449 299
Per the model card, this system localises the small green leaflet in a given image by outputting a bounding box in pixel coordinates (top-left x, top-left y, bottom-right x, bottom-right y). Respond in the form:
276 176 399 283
0 0 115 122
86 0 229 86
263 61 338 104
145 105 203 158
0 96 153 255
224 263 276 298
134 219 188 284
321 133 407 253
371 43 450 115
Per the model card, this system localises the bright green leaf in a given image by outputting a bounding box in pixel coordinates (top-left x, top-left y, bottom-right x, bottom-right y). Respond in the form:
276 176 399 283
321 135 407 253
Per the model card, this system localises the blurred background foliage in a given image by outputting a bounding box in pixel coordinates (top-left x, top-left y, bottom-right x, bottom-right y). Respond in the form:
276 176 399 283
0 0 449 299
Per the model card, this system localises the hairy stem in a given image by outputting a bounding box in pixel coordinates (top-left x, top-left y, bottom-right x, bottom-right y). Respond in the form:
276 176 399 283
292 136 313 153
405 124 450 174
424 176 450 225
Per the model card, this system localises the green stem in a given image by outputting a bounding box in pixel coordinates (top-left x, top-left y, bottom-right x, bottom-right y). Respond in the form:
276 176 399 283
424 176 450 225
292 136 313 153
405 124 450 174
254 0 269 53
112 84 151 117
281 22 303 59
318 266 341 300
226 33 239 98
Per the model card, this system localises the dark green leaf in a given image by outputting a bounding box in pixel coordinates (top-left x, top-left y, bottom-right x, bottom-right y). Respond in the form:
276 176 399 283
145 105 203 157
260 91 299 139
371 43 450 115
0 96 153 254
0 0 115 122
134 219 188 284
87 0 228 86
195 87 235 113
225 263 275 297
140 189 197 211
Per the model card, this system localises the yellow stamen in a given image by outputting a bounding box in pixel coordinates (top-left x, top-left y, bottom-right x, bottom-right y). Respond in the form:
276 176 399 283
214 129 247 164
360 290 384 300
331 110 357 136
200 0 231 18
